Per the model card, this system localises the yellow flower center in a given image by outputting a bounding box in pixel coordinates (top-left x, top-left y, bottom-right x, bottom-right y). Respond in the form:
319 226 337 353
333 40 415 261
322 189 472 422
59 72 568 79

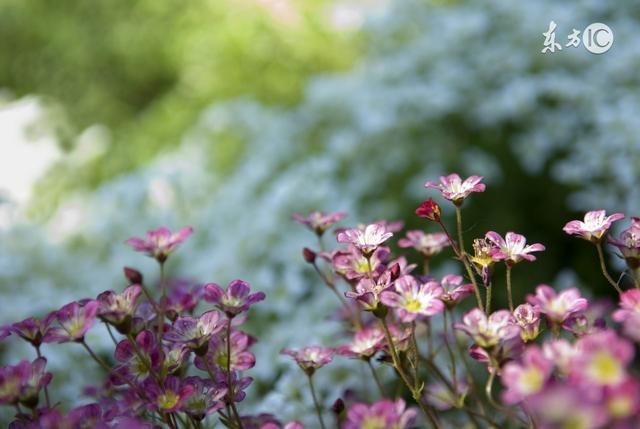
608 396 633 418
362 417 386 429
158 391 180 410
519 368 544 394
404 299 422 312
587 351 623 385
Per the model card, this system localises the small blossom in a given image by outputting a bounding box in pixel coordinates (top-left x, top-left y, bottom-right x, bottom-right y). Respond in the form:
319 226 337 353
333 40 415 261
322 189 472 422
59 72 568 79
45 300 100 343
125 226 193 262
424 174 485 205
345 272 393 311
398 230 450 256
164 280 204 322
570 330 634 387
527 285 588 324
165 310 225 355
292 211 346 235
181 376 227 420
281 346 334 374
204 280 265 317
485 231 545 265
501 346 554 404
331 245 389 281
513 304 541 342
454 308 521 349
415 198 441 221
470 238 495 285
563 210 624 243
9 315 56 347
162 343 191 376
613 289 640 341
438 274 474 307
195 330 256 372
113 330 161 385
608 217 640 268
380 275 445 322
97 285 143 334
0 358 52 408
336 223 393 255
336 327 385 359
542 339 577 375
604 378 640 420
146 376 195 413
343 398 417 429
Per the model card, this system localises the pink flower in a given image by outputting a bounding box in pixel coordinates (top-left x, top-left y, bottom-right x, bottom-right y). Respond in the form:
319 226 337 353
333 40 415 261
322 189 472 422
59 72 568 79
343 398 417 429
542 339 576 375
0 357 52 407
604 379 640 420
454 308 520 349
424 174 485 205
45 300 100 343
485 231 545 265
563 210 624 243
613 289 640 341
181 376 227 419
527 285 588 324
165 310 225 355
501 346 554 404
113 330 162 385
204 280 265 317
331 245 389 281
281 346 334 374
9 315 57 347
125 226 193 262
345 272 393 311
608 217 640 268
292 211 346 235
380 275 445 322
336 327 385 359
398 230 450 256
513 304 541 342
195 330 256 372
570 330 634 387
438 274 475 307
337 223 393 255
145 376 195 413
97 284 143 334
424 380 468 410
415 198 441 221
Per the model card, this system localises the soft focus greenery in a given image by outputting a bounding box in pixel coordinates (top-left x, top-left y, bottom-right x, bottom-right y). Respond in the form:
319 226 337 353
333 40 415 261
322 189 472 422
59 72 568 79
0 0 360 217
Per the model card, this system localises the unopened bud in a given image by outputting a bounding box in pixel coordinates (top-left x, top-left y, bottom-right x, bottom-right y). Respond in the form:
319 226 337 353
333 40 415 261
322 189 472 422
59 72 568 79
332 398 345 415
302 247 317 264
415 198 441 222
124 267 143 284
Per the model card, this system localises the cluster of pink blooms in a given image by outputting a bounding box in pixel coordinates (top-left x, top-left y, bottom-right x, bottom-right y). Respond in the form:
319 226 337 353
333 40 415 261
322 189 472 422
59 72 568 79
2 174 640 428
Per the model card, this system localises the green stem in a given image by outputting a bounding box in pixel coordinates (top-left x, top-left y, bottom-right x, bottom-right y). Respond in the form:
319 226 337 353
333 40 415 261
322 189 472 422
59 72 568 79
485 365 528 426
423 256 430 276
442 311 458 390
157 261 167 340
453 207 484 313
485 282 492 313
366 359 385 397
35 346 51 408
379 317 442 429
596 242 622 294
104 322 119 347
308 374 327 429
505 264 514 312
225 317 244 429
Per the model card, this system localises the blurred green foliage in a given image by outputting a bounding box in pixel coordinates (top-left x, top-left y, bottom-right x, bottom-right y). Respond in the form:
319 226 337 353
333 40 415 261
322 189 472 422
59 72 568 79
0 0 360 217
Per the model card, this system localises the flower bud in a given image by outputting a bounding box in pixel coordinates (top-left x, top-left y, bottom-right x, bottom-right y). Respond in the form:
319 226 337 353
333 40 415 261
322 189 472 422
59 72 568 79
332 398 345 415
415 198 441 222
123 267 143 285
302 247 317 264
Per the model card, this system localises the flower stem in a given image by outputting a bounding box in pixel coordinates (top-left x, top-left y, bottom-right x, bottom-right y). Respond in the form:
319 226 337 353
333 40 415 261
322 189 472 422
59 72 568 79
442 310 458 390
379 317 442 429
35 346 51 408
485 363 528 426
307 374 327 429
225 317 244 429
485 282 492 313
157 261 166 341
366 359 385 397
423 256 430 276
452 207 484 313
596 242 622 294
505 265 514 312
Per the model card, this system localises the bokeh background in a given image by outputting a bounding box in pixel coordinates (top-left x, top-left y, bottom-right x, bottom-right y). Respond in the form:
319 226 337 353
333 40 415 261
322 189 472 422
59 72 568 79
1 0 639 425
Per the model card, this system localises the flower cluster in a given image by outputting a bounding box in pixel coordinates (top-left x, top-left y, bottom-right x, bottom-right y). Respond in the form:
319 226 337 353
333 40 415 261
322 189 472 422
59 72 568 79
3 175 640 429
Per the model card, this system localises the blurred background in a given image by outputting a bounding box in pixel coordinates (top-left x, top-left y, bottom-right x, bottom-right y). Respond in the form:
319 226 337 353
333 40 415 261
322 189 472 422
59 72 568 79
1 0 639 425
